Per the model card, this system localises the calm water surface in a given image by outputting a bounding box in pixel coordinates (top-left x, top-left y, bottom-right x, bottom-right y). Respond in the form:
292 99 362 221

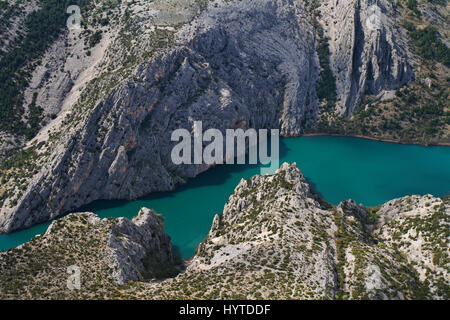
1 136 449 258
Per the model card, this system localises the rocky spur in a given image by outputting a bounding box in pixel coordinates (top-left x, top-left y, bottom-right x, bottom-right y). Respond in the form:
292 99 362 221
179 304 214 318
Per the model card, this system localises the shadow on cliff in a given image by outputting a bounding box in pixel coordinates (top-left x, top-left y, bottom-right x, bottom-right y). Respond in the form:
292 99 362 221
138 137 291 201
78 138 290 207
79 138 308 212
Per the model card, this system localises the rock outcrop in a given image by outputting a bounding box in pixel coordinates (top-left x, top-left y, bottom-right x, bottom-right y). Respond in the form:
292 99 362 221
0 208 180 299
1 163 448 299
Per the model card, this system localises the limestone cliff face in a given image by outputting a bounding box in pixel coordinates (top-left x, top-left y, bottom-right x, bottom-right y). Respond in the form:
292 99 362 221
106 208 180 284
0 208 179 298
0 0 414 233
0 163 447 299
319 0 413 115
180 162 339 299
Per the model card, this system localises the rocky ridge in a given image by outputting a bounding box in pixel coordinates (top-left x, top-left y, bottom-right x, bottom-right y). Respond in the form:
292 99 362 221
0 163 448 299
0 207 180 299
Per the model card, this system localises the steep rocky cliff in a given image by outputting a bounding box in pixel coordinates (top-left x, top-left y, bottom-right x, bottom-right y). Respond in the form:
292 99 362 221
319 0 413 115
0 207 181 299
1 0 432 234
1 163 448 299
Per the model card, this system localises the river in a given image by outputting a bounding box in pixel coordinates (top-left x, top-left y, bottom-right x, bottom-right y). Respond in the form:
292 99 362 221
1 136 449 258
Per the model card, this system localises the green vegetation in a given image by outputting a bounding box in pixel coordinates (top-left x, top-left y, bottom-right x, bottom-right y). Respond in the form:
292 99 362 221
0 143 42 207
406 25 450 67
407 0 420 16
27 93 45 138
313 16 337 111
309 4 449 144
0 213 119 299
0 0 93 138
0 1 19 38
89 30 103 48
426 0 447 4
323 15 450 144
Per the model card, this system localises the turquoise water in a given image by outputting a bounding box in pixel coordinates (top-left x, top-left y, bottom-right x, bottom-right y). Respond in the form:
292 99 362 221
1 136 449 258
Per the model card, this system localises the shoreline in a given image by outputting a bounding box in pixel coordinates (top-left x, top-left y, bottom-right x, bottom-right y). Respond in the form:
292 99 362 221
300 133 450 147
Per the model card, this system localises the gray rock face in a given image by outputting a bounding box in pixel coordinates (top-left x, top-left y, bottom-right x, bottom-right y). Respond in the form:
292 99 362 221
189 162 339 299
320 0 413 115
0 0 413 233
0 207 179 297
45 208 177 285
337 199 368 222
105 208 178 284
374 195 450 299
23 34 75 118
